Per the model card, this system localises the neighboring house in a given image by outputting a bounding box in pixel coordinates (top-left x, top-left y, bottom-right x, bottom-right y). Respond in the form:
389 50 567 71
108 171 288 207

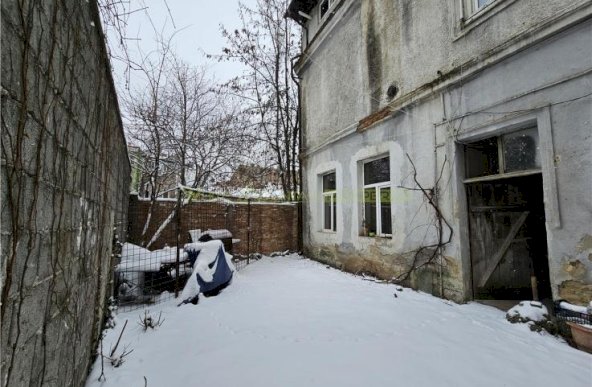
128 145 178 199
223 164 283 190
128 145 144 193
214 164 288 198
287 0 592 304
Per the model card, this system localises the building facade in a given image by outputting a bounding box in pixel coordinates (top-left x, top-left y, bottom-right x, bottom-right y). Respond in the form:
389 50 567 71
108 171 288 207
287 0 592 304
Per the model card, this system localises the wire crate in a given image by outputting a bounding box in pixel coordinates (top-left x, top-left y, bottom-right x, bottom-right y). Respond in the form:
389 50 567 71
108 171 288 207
554 301 592 325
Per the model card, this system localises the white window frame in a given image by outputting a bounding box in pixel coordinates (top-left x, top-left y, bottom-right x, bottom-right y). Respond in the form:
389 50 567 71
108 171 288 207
463 127 541 184
362 157 391 238
322 171 337 232
474 0 493 11
462 0 504 21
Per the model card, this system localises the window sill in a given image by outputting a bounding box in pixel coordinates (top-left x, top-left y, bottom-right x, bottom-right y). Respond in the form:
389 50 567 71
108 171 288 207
463 169 541 184
319 230 337 234
455 0 518 41
359 235 392 240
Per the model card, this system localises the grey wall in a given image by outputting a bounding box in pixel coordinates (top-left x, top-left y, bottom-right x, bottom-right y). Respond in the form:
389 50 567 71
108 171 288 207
299 0 591 150
1 1 130 386
297 0 592 302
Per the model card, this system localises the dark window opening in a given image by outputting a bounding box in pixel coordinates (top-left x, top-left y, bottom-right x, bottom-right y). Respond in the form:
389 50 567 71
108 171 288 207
320 0 329 19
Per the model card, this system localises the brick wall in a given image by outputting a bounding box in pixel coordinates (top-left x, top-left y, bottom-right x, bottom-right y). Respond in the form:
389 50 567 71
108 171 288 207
128 195 300 255
1 2 130 386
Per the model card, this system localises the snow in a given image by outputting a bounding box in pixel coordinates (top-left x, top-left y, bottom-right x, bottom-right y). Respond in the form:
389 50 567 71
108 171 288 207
507 301 549 322
116 244 185 271
560 301 590 314
151 246 185 264
116 243 161 272
87 255 591 387
188 228 233 242
180 240 236 301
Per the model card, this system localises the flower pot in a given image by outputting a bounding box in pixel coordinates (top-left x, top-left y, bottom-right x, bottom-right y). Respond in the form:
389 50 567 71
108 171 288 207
567 321 592 354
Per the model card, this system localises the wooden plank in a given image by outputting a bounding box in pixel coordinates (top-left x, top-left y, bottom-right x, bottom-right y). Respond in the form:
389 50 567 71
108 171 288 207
470 205 527 212
478 211 529 288
463 169 541 184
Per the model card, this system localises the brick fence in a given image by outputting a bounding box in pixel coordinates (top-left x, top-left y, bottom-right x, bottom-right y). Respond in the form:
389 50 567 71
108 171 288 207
128 195 300 255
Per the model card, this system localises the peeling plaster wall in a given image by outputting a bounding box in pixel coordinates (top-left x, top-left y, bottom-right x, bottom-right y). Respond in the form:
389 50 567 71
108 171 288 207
299 0 592 149
300 0 366 151
297 0 592 303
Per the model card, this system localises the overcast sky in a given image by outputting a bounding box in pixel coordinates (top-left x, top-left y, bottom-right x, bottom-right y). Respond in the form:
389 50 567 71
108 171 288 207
106 0 259 90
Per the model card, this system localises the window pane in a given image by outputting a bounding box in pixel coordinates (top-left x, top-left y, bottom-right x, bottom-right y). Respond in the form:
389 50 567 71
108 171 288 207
320 0 329 18
332 194 337 231
380 187 392 235
324 194 331 230
503 128 540 172
364 188 377 235
477 0 492 9
465 138 499 178
364 157 390 185
323 172 336 192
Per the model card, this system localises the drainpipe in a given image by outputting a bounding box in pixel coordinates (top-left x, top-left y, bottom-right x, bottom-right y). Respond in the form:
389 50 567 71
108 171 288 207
436 90 447 298
290 53 304 251
286 10 307 251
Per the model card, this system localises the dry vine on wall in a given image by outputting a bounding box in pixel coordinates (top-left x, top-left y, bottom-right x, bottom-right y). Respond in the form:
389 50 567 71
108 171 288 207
1 1 130 386
394 154 454 294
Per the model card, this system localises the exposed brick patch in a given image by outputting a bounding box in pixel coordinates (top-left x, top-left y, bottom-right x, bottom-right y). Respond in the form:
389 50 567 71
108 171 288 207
357 106 392 131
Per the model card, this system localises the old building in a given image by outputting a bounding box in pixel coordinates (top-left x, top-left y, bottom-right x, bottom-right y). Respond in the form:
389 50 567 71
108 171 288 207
287 0 592 304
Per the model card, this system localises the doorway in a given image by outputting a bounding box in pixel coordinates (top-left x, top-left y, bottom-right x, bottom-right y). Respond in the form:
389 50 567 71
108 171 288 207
462 128 552 301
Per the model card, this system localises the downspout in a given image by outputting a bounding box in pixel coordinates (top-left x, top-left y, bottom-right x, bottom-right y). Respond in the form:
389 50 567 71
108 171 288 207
291 54 304 251
436 90 447 298
285 10 307 251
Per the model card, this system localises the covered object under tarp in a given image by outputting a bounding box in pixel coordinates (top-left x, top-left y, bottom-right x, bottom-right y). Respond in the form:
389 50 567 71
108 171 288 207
180 240 235 303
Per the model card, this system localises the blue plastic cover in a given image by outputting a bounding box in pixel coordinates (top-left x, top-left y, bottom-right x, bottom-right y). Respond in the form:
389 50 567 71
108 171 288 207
194 246 233 294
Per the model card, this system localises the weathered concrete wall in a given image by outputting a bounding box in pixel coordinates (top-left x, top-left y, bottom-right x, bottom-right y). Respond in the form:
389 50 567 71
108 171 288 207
128 196 300 255
300 0 366 151
299 0 592 151
439 21 592 304
1 1 130 386
296 0 592 303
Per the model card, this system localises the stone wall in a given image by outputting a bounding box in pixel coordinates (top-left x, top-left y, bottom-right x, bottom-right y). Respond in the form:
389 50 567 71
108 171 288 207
1 1 130 386
128 195 300 255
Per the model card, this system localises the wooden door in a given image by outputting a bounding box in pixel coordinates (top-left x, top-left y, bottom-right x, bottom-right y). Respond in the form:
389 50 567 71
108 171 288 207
467 174 549 300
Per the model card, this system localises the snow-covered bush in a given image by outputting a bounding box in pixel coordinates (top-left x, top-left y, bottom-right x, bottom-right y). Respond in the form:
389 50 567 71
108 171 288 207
506 301 556 334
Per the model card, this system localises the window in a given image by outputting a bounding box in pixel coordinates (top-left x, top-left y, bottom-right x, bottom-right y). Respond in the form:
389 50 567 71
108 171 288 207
475 0 493 10
319 0 337 20
362 157 391 237
322 172 336 232
464 0 498 17
464 127 540 179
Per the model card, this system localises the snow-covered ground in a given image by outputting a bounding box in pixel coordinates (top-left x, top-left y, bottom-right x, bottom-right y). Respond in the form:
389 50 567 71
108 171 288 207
87 255 591 387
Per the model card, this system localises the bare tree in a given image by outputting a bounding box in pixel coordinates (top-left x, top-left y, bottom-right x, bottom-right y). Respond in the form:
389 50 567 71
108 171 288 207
124 35 256 243
123 36 177 240
165 59 253 189
218 0 300 200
